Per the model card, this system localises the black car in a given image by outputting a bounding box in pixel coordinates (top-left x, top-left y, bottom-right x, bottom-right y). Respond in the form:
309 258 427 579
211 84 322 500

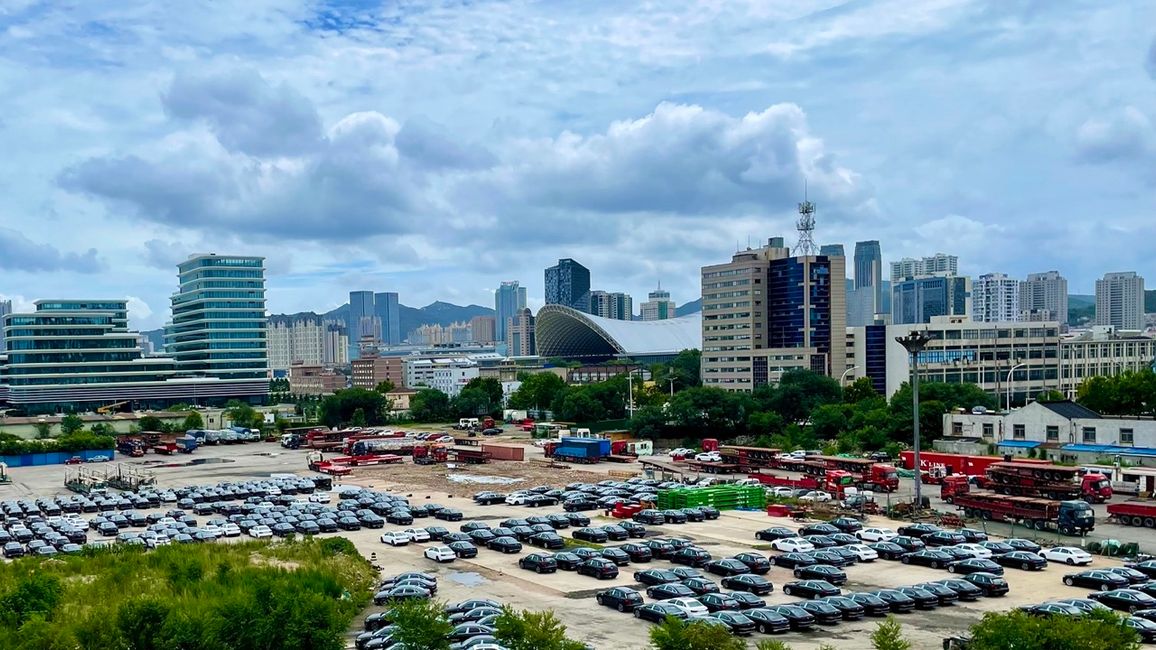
828 533 861 547
467 529 496 544
661 510 688 524
518 553 557 573
923 531 967 547
797 599 845 624
679 508 705 523
662 538 693 551
930 578 984 601
634 602 689 623
1063 569 1129 591
435 508 463 522
633 510 666 525
948 558 1004 576
572 527 609 543
473 492 507 505
634 568 681 586
562 498 598 513
695 506 720 520
525 495 558 508
1106 567 1152 585
845 592 892 616
994 551 1047 571
447 541 478 558
891 536 927 553
601 548 631 566
765 604 816 630
528 532 565 549
896 586 941 609
577 558 619 579
671 567 705 581
726 591 766 610
783 580 840 599
800 523 840 536
774 553 818 569
487 536 522 554
644 539 676 559
316 519 339 533
619 521 647 538
755 527 798 541
830 516 864 533
1089 589 1156 612
1125 616 1156 642
1132 582 1156 599
707 610 755 635
793 564 846 585
979 540 1015 555
1128 560 1156 580
697 592 740 612
706 559 751 577
646 583 696 600
869 542 908 561
600 524 629 541
386 511 414 525
872 589 917 612
596 587 643 612
808 550 852 568
424 526 450 540
1019 602 1084 618
571 547 601 561
956 528 989 543
731 552 770 575
566 513 594 527
897 523 942 538
963 572 1009 596
611 543 649 562
682 577 720 596
3 542 24 558
373 586 431 604
720 574 773 595
744 607 792 634
1005 538 1041 554
901 549 954 570
551 552 582 571
671 547 712 568
544 514 570 529
803 535 839 550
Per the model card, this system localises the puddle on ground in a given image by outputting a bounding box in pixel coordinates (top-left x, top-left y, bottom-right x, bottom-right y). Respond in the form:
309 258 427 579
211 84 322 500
446 474 524 485
446 571 487 587
154 458 238 468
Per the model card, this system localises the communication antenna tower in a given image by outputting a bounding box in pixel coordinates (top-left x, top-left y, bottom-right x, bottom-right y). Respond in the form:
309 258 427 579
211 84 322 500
794 182 817 256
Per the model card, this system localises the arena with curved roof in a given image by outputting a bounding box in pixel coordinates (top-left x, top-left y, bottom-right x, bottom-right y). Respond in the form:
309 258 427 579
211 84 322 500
534 305 701 362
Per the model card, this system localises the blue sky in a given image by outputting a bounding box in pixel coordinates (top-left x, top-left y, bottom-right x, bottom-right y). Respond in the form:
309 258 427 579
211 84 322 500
0 0 1154 329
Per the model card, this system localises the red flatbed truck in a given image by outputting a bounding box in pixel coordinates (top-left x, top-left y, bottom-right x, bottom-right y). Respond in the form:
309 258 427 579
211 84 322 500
948 489 1095 536
1107 501 1156 528
814 456 900 492
982 462 1112 503
718 445 782 470
745 472 820 489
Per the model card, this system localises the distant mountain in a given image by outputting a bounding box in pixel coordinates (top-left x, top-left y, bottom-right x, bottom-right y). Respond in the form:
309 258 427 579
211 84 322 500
1147 290 1156 313
1068 292 1156 319
140 328 165 353
1069 294 1095 308
272 301 495 338
677 298 702 316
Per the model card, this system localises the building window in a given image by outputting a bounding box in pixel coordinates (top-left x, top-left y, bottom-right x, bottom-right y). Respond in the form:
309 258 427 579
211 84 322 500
1013 424 1025 440
1046 426 1059 442
1082 427 1096 444
982 423 994 437
952 422 963 435
1121 428 1134 445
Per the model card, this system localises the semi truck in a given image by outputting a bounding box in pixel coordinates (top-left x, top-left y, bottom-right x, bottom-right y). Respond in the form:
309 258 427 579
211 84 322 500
1106 501 1156 528
116 438 146 457
981 462 1112 502
948 489 1095 535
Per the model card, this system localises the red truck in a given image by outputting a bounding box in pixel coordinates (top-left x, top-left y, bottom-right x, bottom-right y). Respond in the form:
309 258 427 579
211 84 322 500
1106 501 1156 528
744 472 820 489
718 445 782 470
982 462 1112 503
412 444 448 465
813 456 899 492
948 489 1095 536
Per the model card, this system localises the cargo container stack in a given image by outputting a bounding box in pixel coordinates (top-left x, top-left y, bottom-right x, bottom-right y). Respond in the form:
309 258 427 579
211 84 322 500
656 484 766 511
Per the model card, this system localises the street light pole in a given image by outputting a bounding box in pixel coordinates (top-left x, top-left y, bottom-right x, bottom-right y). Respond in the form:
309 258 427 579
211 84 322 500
896 331 931 510
839 366 860 385
1006 362 1027 411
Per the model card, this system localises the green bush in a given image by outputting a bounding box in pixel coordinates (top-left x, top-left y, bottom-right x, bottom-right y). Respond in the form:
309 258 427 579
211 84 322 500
0 431 115 456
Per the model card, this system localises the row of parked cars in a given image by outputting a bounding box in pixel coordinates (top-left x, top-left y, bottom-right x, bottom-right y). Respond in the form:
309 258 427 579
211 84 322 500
474 477 690 513
1018 596 1156 643
361 574 514 650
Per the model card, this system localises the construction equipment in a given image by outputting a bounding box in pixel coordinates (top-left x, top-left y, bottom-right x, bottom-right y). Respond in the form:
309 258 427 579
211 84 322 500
96 401 129 415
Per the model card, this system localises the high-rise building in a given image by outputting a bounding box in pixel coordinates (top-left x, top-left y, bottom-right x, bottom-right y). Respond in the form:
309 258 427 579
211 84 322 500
351 352 404 390
321 322 348 366
588 291 632 320
972 272 1020 323
891 275 972 325
819 244 844 257
890 253 958 282
167 254 268 400
374 292 400 346
348 291 375 360
640 284 677 321
0 299 10 351
853 240 883 318
494 281 527 343
267 317 345 370
544 259 591 312
1020 271 1068 325
701 237 846 391
1096 271 1146 330
507 308 536 357
470 316 496 343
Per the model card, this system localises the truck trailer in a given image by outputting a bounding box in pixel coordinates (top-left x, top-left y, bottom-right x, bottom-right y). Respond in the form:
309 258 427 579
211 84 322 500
981 462 1112 503
949 489 1094 536
1106 501 1156 528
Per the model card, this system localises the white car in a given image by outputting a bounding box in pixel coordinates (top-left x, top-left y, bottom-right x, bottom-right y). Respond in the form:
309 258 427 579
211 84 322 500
953 543 993 559
770 538 816 554
797 490 832 503
856 527 898 542
424 545 457 563
202 525 223 538
668 448 696 458
505 493 531 505
694 452 722 463
249 525 273 539
844 544 879 562
664 597 710 617
220 523 241 537
146 535 171 548
380 531 411 547
1040 546 1093 566
308 492 332 504
768 487 796 498
402 528 432 543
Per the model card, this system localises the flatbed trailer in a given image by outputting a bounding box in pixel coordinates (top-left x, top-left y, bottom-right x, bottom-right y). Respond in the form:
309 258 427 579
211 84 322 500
746 472 819 489
604 454 637 463
450 448 492 464
718 445 782 469
683 460 740 474
951 490 1094 535
1107 501 1156 528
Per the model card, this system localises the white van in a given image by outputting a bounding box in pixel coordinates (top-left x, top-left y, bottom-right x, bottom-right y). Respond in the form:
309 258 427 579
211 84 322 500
457 418 480 430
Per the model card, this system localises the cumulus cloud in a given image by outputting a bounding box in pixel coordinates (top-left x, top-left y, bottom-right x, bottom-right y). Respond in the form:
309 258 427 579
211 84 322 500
1074 107 1156 163
125 296 152 320
0 229 103 273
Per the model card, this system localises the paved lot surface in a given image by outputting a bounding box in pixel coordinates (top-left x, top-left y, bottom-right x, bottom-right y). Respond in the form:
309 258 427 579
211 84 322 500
0 443 1141 649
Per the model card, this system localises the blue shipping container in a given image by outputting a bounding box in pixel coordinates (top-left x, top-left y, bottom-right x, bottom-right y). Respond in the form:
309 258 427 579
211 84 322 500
0 449 116 468
554 446 597 458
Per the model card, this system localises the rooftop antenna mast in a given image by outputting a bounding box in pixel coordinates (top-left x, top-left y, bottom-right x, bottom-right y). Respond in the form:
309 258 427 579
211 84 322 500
794 181 818 256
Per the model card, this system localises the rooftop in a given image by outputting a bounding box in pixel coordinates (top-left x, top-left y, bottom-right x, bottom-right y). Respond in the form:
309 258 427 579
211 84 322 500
536 305 701 359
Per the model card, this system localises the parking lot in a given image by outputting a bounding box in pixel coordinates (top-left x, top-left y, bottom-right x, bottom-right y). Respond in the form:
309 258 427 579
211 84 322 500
0 443 1142 649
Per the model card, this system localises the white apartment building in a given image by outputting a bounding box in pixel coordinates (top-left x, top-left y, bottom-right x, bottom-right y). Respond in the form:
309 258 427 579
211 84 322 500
1096 272 1146 330
640 284 677 321
1021 271 1068 325
890 253 958 282
268 318 347 370
403 357 480 397
972 272 1020 323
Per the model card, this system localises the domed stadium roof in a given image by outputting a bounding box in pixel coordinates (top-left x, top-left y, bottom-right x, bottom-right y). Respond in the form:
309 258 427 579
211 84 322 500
535 305 701 359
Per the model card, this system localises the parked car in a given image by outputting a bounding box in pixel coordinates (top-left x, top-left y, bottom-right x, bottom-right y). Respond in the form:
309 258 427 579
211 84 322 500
634 568 682 586
924 531 968 547
577 558 619 579
447 541 478 558
869 541 908 561
596 587 643 612
633 602 689 623
1105 567 1152 585
764 604 816 630
782 580 840 599
871 589 917 612
895 586 941 609
771 538 815 554
551 552 583 571
697 592 740 612
844 592 893 616
1006 538 1042 554
682 577 720 596
380 531 411 547
773 553 818 569
743 607 792 634
706 559 752 577
1088 589 1156 612
731 552 771 574
726 591 766 610
856 527 897 542
930 578 984 601
646 583 697 600
528 532 566 549
891 536 926 553
616 543 653 563
793 564 847 585
720 574 773 595
948 558 1004 576
901 549 954 569
663 597 709 618
755 527 798 541
829 517 864 533
518 553 558 574
424 545 457 563
962 572 1009 596
572 527 609 543
994 550 1048 571
1041 546 1093 566
896 523 942 538
671 547 713 568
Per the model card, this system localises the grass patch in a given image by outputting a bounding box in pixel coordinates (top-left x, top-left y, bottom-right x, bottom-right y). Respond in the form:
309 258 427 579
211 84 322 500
0 537 376 650
563 538 605 550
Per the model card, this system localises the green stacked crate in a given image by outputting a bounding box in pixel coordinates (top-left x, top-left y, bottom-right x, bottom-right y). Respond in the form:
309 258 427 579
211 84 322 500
656 485 766 511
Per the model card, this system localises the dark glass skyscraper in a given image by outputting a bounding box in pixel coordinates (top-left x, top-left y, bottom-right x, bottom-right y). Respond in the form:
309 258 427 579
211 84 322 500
495 281 527 343
853 241 882 307
374 292 400 346
348 291 375 361
544 258 591 312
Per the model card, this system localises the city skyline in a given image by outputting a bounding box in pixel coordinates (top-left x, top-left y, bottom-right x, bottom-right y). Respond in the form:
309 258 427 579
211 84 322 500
1 3 1153 329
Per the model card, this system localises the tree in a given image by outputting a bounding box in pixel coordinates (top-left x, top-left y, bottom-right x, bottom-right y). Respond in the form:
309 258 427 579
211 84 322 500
463 377 504 409
116 597 172 650
137 415 164 432
89 423 114 437
557 388 607 423
967 609 1139 650
374 380 396 395
183 411 204 431
350 409 367 428
507 373 567 412
450 388 491 418
869 616 911 650
60 414 84 435
318 388 389 427
648 617 745 650
493 607 586 650
34 422 52 439
408 389 451 423
1035 389 1067 403
386 598 452 650
652 349 703 393
844 376 879 403
224 400 261 429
